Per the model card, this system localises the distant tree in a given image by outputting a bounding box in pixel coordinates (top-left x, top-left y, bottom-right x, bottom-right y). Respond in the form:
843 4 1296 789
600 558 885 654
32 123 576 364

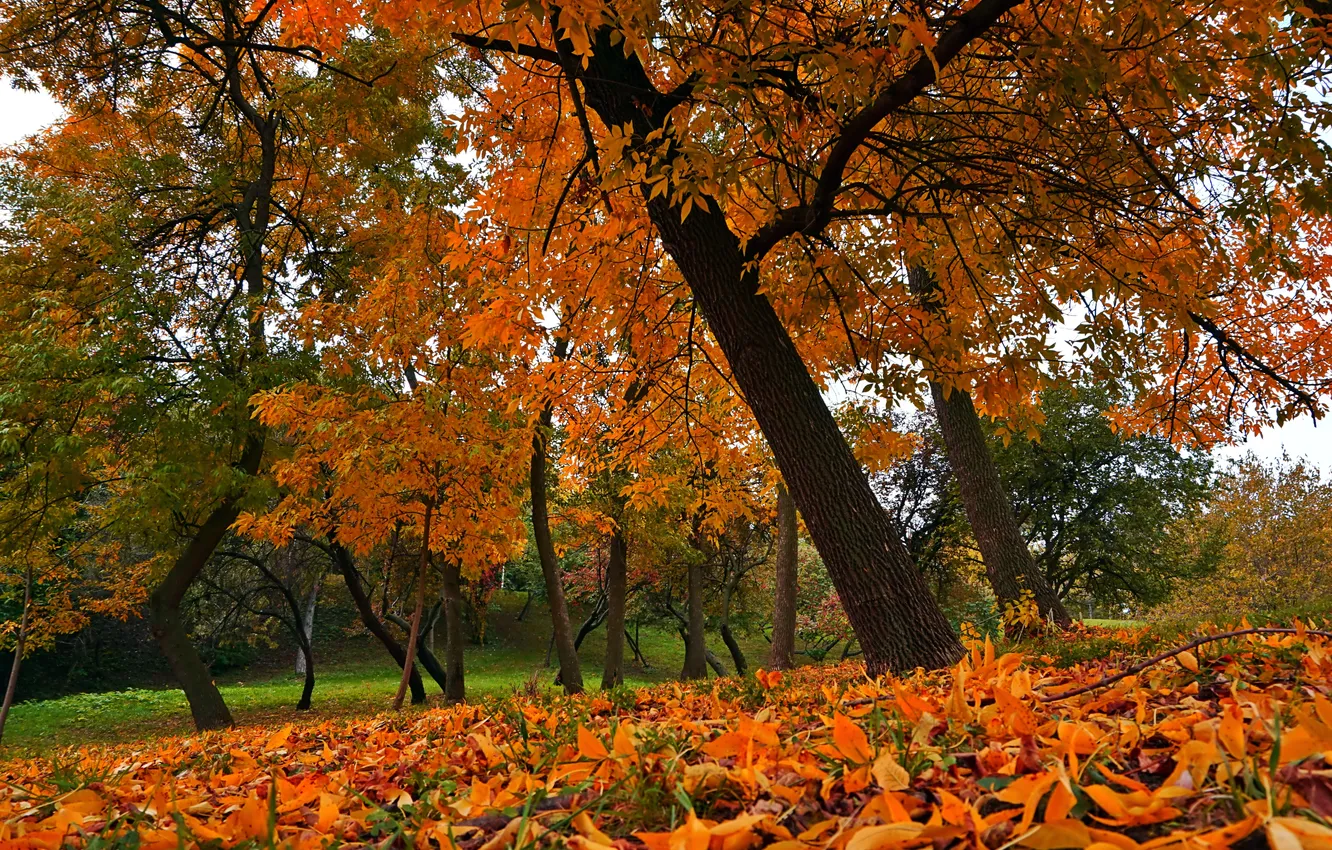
1154 455 1332 622
992 385 1213 609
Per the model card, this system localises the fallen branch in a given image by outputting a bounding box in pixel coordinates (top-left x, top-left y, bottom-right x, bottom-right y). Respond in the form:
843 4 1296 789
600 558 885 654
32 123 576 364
1036 627 1332 703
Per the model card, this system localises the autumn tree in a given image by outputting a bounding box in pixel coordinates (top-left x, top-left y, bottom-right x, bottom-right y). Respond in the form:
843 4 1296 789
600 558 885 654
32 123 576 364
1 0 460 725
1154 455 1332 622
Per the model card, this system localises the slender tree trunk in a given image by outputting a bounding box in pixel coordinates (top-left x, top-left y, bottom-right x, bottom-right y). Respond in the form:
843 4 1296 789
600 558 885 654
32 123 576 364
720 624 746 676
295 575 320 676
569 35 963 674
928 381 1072 627
681 559 707 680
441 559 466 703
624 626 649 668
573 596 608 650
532 419 584 694
0 562 34 744
331 542 426 703
295 634 315 711
394 503 432 710
600 530 627 689
768 482 798 670
386 606 449 693
719 574 746 675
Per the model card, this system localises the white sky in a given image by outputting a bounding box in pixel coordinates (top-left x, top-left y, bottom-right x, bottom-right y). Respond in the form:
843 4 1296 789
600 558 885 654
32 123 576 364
3 84 1328 474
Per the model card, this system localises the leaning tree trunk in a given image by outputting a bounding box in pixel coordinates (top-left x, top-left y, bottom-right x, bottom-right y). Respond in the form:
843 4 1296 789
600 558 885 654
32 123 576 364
719 579 747 676
150 501 243 731
910 264 1070 628
681 559 708 680
0 562 34 744
532 418 584 694
387 606 449 693
566 30 963 674
394 502 432 710
441 558 467 703
331 542 427 703
600 530 627 690
768 482 798 671
929 382 1072 628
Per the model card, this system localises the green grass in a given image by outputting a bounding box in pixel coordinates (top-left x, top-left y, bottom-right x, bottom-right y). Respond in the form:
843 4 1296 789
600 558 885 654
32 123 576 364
1081 618 1145 627
0 596 776 757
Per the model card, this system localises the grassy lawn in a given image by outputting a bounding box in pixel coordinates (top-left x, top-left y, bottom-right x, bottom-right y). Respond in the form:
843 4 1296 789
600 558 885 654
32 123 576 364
0 600 776 757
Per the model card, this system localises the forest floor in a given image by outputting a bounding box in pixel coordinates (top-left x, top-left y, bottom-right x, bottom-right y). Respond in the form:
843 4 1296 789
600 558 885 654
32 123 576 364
1 619 1328 850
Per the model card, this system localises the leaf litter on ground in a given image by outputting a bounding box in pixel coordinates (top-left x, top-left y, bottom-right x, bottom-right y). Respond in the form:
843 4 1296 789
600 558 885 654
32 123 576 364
3 622 1332 850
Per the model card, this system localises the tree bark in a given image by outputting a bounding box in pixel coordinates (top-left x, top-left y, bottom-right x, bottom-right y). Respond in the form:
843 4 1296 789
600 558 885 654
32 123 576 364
600 530 627 689
532 417 584 694
565 32 963 674
681 559 707 680
295 575 320 677
331 542 426 703
768 482 798 670
441 558 466 703
0 561 34 744
929 380 1072 627
394 503 432 710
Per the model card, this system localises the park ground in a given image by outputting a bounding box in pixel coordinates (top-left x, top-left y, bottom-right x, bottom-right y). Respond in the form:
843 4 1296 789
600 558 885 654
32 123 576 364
0 592 783 756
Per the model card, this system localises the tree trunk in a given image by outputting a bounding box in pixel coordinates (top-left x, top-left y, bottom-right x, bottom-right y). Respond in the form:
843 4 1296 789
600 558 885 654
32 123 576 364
394 503 432 710
570 34 963 674
681 559 707 680
295 635 315 711
386 606 449 693
441 558 466 703
705 648 729 677
532 421 584 694
573 596 608 650
929 381 1072 627
331 542 427 704
0 562 34 744
600 529 627 689
625 625 649 669
295 575 320 676
768 482 798 671
720 623 746 676
150 501 242 731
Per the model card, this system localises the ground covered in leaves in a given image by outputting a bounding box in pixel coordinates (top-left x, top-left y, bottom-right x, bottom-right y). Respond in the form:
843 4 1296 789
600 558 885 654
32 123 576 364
3 624 1332 850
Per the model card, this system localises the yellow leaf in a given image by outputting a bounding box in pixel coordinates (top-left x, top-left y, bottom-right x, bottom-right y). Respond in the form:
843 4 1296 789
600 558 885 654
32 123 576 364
574 811 615 846
1021 820 1092 849
1177 650 1200 673
1268 817 1332 850
845 822 925 850
871 751 910 791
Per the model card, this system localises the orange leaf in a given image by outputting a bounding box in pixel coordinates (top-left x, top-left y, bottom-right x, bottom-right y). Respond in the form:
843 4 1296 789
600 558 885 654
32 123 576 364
578 725 610 760
832 713 873 763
